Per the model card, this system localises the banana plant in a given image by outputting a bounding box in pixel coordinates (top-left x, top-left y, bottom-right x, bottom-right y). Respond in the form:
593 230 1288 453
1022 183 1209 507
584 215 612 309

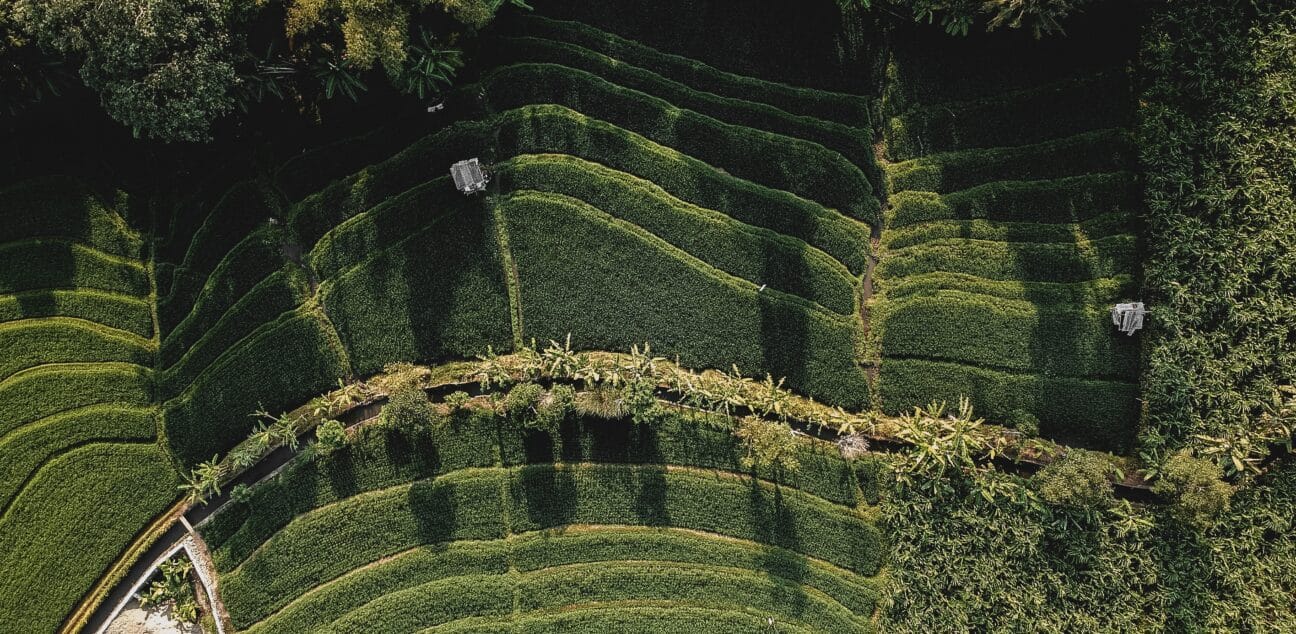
313 49 367 101
399 28 464 100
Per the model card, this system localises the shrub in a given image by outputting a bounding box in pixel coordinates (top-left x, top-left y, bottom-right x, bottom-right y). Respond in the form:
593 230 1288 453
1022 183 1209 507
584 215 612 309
536 384 576 431
444 390 472 412
1005 409 1040 437
315 419 349 455
381 384 439 434
1032 449 1115 510
734 416 800 473
503 382 546 422
1153 452 1233 530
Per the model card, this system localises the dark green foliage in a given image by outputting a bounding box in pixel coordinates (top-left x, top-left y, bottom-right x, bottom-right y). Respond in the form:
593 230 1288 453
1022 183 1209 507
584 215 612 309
163 310 350 467
877 235 1136 283
160 266 310 370
494 105 871 273
873 292 1138 379
508 15 872 126
882 213 1132 251
318 199 513 376
886 172 1140 227
0 444 178 632
0 363 152 438
0 176 140 257
479 63 879 222
1005 409 1040 436
0 405 155 513
1139 1 1296 452
885 459 1296 631
500 191 870 409
274 125 436 203
493 36 881 182
887 128 1134 195
498 155 858 314
879 358 1136 451
884 72 1131 161
0 239 148 295
0 289 153 338
0 318 153 381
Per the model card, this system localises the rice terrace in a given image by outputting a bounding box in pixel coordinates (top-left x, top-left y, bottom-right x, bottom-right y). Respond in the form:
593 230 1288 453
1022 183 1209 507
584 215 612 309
0 0 1293 632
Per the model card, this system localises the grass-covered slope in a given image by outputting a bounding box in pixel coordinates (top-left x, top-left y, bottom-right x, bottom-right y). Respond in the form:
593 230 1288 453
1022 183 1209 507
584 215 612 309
0 178 178 632
201 410 885 633
872 23 1143 451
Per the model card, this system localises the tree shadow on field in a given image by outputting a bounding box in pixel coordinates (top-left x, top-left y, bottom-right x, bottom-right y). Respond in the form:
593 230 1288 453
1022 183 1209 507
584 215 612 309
750 478 811 616
518 463 577 530
409 477 459 544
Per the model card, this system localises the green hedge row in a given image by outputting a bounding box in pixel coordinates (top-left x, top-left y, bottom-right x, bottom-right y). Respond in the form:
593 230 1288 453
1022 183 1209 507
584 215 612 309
309 177 456 281
158 228 283 335
500 191 871 409
0 176 140 258
206 410 876 572
171 181 274 279
318 200 513 377
479 63 879 222
163 310 349 467
884 72 1132 161
509 15 871 127
0 289 153 338
886 172 1140 228
881 271 1135 306
499 155 857 314
0 363 151 439
495 105 871 272
0 240 148 296
0 317 153 382
886 128 1135 195
879 358 1137 452
0 405 155 513
494 36 881 181
873 291 1139 379
161 266 309 370
289 123 493 250
877 234 1136 283
882 213 1133 251
0 443 178 633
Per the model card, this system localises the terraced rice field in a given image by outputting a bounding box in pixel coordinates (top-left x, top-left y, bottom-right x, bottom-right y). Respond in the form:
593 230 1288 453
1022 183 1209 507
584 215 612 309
157 10 883 468
871 25 1143 451
0 177 178 630
200 411 886 633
